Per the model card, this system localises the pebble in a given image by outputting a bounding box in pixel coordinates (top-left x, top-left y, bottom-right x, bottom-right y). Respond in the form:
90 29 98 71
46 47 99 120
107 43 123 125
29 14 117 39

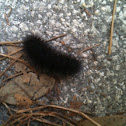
82 53 88 58
112 55 119 61
115 65 120 70
19 22 28 31
10 26 18 32
48 4 51 9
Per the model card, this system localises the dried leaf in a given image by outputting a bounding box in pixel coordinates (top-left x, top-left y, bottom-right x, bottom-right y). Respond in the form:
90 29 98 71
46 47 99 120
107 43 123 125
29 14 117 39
70 101 83 110
79 115 126 126
0 72 55 105
21 67 30 84
0 46 55 105
15 93 32 107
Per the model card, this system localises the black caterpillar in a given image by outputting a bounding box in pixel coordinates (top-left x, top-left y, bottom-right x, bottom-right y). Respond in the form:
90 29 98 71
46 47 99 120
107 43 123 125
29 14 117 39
23 34 81 78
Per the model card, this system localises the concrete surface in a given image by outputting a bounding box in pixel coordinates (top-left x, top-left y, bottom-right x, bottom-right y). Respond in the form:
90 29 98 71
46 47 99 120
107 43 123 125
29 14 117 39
0 0 126 124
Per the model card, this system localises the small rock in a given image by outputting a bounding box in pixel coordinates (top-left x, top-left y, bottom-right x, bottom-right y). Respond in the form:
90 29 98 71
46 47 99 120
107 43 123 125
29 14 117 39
10 26 18 32
36 20 41 24
55 22 61 28
12 21 20 25
77 44 83 48
82 53 88 58
38 14 42 19
46 12 52 17
46 31 53 36
95 10 100 15
48 4 51 9
49 20 55 26
20 23 28 31
60 18 65 22
59 0 65 4
0 47 4 53
116 7 121 12
100 72 104 76
115 65 120 70
107 71 114 76
102 0 106 4
105 5 111 12
12 0 17 8
112 55 119 60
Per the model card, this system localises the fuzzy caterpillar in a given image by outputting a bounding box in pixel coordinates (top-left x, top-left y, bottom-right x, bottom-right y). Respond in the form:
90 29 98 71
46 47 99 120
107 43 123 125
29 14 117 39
23 34 81 78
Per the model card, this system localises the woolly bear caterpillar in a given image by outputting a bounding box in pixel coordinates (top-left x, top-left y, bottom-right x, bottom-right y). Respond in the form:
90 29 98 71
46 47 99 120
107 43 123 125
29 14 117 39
23 34 81 78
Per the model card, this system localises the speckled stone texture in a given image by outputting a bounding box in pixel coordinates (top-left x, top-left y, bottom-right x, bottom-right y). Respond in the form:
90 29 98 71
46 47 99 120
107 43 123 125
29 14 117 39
0 0 126 123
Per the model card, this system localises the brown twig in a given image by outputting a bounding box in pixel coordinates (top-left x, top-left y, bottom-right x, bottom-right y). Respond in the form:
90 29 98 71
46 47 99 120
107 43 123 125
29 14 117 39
45 34 67 42
108 0 117 54
1 70 31 85
4 43 22 47
32 117 61 126
54 112 78 125
4 13 10 25
27 118 31 126
0 53 36 73
2 102 13 115
78 43 100 55
0 48 23 61
2 114 23 126
4 7 12 25
84 9 91 16
17 105 101 126
9 114 27 125
0 41 22 45
15 115 32 126
0 54 23 77
30 112 76 126
0 34 66 45
4 105 101 126
8 8 12 17
1 72 23 84
51 113 75 126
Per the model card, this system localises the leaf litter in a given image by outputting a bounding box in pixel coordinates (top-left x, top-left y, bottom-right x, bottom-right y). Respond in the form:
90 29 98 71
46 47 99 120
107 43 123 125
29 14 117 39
0 34 105 126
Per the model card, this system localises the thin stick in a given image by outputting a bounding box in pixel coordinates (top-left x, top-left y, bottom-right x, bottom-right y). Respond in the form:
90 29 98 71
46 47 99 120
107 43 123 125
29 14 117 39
4 13 10 25
15 115 32 126
0 54 23 77
2 102 13 115
10 115 27 125
1 70 31 88
27 118 31 126
1 72 22 84
17 105 101 126
51 113 75 126
0 48 23 61
4 43 22 47
45 34 67 42
2 114 24 126
54 112 78 125
8 8 12 17
0 53 35 72
3 72 24 83
0 34 66 45
78 43 100 55
0 41 22 45
84 9 91 16
28 112 75 126
32 117 61 126
108 0 117 54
